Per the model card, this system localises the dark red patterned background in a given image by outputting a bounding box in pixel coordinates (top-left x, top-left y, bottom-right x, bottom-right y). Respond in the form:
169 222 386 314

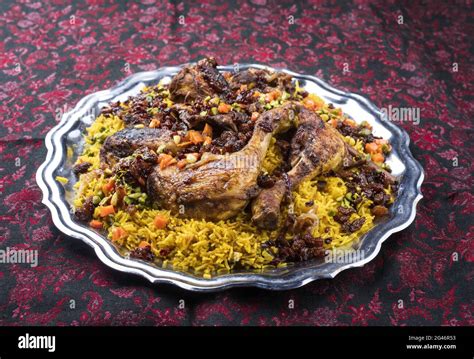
0 0 472 326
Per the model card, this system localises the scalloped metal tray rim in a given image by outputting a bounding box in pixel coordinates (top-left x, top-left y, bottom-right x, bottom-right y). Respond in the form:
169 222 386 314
36 63 424 291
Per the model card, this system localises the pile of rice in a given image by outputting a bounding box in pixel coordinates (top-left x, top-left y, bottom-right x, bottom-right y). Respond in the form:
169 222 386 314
73 96 379 279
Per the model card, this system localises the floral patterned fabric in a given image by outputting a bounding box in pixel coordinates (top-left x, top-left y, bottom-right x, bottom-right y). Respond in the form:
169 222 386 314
0 0 472 326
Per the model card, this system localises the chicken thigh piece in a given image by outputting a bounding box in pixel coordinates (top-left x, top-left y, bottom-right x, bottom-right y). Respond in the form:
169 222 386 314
147 104 297 221
251 107 347 229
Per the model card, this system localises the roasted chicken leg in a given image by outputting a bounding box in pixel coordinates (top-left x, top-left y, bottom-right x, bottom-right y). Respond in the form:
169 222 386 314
147 104 297 221
251 106 347 229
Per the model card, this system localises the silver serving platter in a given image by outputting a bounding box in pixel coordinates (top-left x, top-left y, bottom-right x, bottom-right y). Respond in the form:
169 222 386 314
36 63 424 291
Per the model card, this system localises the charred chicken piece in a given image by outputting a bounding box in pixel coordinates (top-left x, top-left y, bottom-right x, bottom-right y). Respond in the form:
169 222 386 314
147 104 298 221
169 57 231 102
100 127 177 167
251 107 347 229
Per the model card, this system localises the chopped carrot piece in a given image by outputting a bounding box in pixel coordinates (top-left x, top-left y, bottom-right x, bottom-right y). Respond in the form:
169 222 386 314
158 154 176 169
159 153 173 162
188 130 204 144
90 220 103 229
202 123 213 137
371 153 385 163
218 102 231 114
253 91 261 98
102 179 115 195
177 159 187 169
251 112 259 121
99 205 115 217
365 142 379 154
160 158 177 170
265 90 281 102
111 227 127 242
138 241 150 248
153 214 168 229
302 97 316 110
329 118 338 128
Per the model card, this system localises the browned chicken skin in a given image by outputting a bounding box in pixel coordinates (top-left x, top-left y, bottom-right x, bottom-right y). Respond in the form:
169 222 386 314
147 104 297 221
100 127 177 167
251 107 347 229
169 57 231 102
229 67 295 94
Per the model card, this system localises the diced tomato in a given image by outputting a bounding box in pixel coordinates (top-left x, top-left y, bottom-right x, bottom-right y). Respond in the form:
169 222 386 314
251 112 259 121
153 214 168 229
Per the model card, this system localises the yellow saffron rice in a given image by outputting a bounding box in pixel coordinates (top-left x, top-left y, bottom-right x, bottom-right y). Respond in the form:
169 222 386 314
73 92 385 278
